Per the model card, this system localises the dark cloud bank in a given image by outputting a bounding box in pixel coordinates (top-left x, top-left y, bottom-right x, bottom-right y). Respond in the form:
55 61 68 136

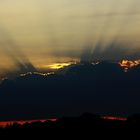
0 62 140 121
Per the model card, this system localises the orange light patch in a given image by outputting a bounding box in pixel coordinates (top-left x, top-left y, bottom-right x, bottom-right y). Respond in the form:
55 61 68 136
119 60 140 72
0 119 57 128
102 116 127 121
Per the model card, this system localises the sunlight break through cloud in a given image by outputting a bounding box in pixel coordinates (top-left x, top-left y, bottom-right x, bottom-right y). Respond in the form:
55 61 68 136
0 0 139 75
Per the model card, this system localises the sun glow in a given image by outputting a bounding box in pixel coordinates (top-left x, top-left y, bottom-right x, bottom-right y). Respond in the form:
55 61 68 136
43 62 77 70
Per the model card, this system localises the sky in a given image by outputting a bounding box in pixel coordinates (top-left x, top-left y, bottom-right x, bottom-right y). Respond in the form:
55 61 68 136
0 0 140 75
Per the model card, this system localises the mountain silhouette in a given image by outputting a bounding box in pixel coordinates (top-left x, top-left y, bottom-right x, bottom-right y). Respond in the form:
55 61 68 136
0 61 140 121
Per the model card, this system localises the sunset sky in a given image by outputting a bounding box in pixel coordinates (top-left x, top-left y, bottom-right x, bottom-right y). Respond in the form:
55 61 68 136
0 0 140 75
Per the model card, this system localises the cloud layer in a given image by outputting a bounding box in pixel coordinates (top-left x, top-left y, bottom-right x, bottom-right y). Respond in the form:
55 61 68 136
0 0 140 74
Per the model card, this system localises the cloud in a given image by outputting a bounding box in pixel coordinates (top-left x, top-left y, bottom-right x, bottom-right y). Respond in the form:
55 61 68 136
68 11 140 20
0 25 36 73
80 40 140 62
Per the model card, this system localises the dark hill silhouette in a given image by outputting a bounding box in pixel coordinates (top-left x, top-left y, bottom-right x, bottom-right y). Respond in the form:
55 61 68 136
0 62 140 120
1 113 140 136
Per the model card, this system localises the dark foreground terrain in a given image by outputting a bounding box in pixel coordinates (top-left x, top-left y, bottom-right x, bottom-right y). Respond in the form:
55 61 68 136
1 113 140 138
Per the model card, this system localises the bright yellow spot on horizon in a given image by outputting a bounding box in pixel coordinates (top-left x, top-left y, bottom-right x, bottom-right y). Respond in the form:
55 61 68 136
45 62 76 70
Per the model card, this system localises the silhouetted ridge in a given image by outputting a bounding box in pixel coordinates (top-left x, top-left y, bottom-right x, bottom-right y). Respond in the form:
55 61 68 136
0 62 140 120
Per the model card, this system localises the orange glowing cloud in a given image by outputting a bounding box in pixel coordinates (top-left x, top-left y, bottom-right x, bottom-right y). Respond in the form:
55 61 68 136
119 59 140 72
